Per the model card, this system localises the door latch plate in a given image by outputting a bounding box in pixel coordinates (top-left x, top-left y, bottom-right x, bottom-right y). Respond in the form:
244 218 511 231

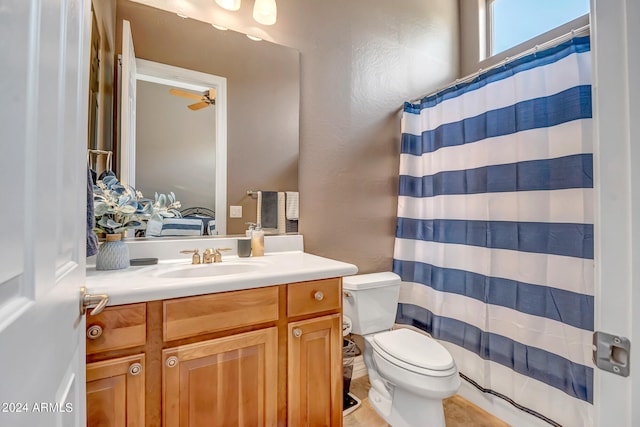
593 331 630 377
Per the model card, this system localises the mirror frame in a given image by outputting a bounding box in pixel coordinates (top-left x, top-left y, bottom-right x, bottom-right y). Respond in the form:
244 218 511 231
134 58 228 235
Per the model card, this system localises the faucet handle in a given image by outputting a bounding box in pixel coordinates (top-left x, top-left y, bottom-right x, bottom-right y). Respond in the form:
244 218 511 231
212 247 232 263
180 249 201 264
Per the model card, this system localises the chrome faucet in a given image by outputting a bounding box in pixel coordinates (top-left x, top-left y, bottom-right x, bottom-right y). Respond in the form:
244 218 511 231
203 248 232 263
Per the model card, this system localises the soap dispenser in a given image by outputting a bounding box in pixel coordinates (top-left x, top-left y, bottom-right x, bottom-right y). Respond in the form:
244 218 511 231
245 222 256 237
251 224 265 257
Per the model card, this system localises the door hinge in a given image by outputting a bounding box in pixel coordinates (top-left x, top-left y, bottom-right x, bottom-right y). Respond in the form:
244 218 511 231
593 331 630 377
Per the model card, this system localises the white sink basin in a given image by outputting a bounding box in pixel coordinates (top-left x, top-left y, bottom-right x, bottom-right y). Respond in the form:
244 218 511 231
155 262 265 279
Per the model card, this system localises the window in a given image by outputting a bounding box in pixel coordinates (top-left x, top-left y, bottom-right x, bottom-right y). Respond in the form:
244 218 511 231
488 0 590 56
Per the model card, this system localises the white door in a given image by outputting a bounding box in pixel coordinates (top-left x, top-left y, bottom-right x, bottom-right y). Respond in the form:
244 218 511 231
120 20 137 188
591 0 640 425
0 1 91 426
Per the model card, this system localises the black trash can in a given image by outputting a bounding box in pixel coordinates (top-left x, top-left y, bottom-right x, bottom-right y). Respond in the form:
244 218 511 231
343 338 361 415
343 338 356 392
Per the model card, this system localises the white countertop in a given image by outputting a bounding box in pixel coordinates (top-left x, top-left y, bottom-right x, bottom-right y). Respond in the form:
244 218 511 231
86 250 358 306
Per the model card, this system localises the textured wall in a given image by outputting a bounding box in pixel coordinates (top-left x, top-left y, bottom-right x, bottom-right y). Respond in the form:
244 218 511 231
262 0 460 272
123 0 459 272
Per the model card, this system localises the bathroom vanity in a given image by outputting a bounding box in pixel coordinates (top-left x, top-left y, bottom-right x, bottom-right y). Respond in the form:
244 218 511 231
84 237 357 427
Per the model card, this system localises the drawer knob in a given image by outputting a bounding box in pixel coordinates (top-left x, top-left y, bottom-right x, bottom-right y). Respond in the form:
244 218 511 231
86 325 103 340
129 363 143 376
293 328 303 338
314 291 324 301
166 356 178 368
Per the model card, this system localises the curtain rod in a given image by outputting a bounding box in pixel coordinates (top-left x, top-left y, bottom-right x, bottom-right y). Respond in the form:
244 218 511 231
410 24 590 104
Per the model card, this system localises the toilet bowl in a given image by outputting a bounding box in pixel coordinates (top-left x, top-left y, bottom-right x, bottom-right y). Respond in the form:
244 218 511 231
343 273 460 427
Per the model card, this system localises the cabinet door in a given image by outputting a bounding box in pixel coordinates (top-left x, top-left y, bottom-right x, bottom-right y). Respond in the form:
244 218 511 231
163 327 278 427
288 313 342 427
86 354 145 427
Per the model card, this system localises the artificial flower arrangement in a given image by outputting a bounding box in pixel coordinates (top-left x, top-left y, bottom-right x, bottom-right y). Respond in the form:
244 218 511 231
93 175 181 235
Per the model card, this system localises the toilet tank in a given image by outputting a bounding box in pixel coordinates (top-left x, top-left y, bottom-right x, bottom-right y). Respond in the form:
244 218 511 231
342 272 401 335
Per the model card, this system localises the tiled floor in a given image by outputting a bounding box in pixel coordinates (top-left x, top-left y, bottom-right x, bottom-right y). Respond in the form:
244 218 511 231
343 376 511 427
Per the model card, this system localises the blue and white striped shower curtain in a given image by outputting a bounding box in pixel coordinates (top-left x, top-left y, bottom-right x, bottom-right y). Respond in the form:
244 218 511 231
393 36 593 427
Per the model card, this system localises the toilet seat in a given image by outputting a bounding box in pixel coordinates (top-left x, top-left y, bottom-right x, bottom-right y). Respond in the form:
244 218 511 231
371 329 455 376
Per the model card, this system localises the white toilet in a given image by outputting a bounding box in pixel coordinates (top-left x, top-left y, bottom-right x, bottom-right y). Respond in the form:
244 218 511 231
343 272 460 427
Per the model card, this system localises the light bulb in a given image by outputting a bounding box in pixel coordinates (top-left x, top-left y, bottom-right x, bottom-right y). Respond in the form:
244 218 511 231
253 0 277 25
215 0 241 11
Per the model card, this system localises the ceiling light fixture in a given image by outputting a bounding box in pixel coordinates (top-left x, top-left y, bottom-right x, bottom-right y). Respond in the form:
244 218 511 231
215 0 241 11
253 0 277 25
246 34 263 41
211 24 228 31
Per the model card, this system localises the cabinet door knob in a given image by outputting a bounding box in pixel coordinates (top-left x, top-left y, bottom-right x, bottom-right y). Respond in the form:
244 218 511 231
86 325 103 340
166 356 178 368
129 363 143 376
314 291 324 301
293 328 303 338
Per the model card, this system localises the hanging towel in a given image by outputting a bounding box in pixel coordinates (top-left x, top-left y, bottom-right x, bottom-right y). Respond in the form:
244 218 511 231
277 192 286 233
285 191 299 220
286 219 298 233
258 191 279 229
86 167 99 257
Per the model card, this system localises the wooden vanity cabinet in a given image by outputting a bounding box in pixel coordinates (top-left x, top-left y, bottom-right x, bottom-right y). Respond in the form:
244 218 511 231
85 277 344 427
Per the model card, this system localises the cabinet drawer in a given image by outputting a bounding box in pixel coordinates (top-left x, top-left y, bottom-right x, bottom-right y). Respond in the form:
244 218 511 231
163 286 279 341
287 278 341 317
86 303 146 355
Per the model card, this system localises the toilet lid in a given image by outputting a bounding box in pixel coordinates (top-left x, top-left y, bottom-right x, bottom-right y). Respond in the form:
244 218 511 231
373 329 454 371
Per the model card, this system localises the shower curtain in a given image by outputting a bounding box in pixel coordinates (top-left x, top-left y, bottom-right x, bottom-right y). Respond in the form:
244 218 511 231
393 36 593 427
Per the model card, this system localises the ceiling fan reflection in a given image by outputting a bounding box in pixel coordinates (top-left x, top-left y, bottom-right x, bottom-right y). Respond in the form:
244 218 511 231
169 88 216 111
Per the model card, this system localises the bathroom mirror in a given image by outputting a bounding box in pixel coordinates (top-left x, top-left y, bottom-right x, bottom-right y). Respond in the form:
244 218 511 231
113 0 300 236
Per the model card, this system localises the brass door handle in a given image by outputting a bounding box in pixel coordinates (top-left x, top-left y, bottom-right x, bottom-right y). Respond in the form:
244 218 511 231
80 287 110 316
